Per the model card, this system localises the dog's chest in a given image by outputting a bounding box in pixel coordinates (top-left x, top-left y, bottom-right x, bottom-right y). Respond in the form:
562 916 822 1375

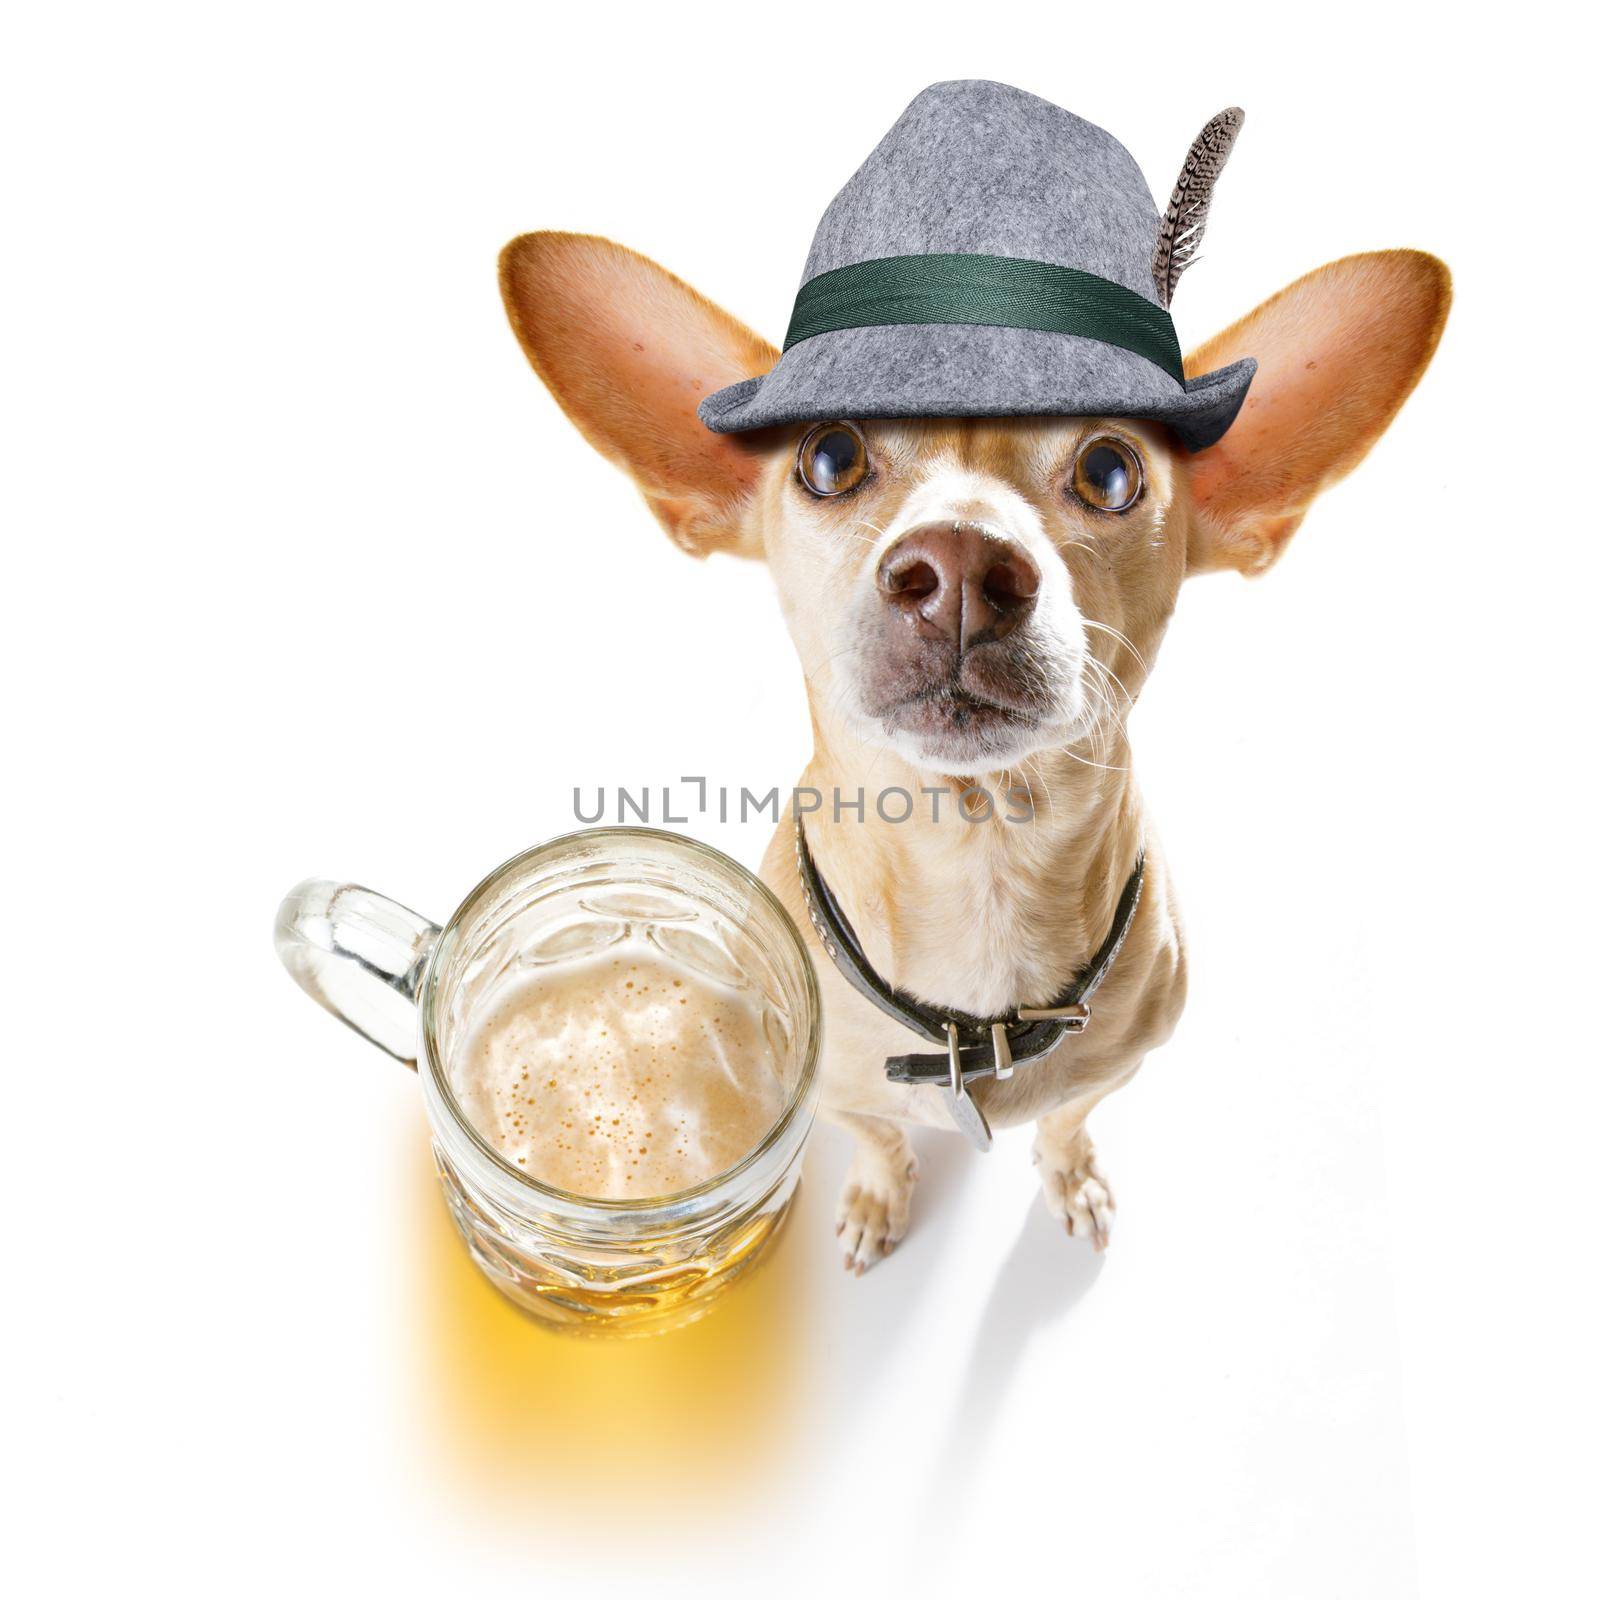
875 825 1081 1017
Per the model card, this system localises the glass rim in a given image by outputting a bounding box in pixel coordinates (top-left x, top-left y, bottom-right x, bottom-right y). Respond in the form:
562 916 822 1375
418 825 822 1215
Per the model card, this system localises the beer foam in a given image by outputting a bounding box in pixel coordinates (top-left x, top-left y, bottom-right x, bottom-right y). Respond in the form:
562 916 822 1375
451 945 787 1200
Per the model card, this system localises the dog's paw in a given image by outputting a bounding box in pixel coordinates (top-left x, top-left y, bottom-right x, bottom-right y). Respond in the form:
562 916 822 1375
1033 1127 1115 1251
835 1144 918 1275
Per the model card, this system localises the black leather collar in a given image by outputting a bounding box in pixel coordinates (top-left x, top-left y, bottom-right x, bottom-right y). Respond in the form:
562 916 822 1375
794 820 1145 1149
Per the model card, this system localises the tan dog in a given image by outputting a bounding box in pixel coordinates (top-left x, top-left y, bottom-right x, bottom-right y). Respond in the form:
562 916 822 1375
499 233 1449 1270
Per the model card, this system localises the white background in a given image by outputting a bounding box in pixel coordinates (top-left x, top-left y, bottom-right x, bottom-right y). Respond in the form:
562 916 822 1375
6 5 1596 1595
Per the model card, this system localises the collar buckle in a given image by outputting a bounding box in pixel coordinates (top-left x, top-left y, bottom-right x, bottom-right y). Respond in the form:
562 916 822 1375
1015 1002 1092 1033
990 1022 1014 1081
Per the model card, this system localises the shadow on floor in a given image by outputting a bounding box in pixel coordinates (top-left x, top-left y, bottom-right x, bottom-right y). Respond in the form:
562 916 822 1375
798 1121 981 1425
914 1194 1104 1524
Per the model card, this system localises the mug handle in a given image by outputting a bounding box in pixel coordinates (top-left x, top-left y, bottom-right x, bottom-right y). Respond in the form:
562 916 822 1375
274 880 441 1066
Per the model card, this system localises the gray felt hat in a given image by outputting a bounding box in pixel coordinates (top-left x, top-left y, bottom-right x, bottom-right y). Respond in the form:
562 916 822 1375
699 81 1256 452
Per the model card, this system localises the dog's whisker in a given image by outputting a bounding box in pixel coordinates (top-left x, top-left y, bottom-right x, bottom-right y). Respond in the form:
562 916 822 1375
1081 617 1148 674
1021 754 1057 820
1066 663 1132 769
1083 647 1136 706
1060 743 1130 774
1072 661 1122 753
1082 654 1133 728
843 517 893 550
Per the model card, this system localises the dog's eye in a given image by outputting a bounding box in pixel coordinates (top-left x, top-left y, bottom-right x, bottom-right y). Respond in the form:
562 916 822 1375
798 423 869 497
1070 437 1143 512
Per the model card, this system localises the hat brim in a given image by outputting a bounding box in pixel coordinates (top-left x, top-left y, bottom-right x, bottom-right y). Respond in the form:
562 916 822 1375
698 322 1255 453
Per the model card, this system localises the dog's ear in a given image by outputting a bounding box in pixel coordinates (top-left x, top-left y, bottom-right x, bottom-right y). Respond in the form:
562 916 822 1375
1182 250 1451 575
499 232 779 558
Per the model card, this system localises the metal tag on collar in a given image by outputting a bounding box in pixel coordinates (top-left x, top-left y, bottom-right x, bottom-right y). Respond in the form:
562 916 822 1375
940 1022 993 1152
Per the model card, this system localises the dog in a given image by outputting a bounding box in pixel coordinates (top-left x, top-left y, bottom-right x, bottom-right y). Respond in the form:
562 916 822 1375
498 230 1449 1271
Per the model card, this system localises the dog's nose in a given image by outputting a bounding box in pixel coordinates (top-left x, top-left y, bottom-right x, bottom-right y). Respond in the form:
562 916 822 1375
877 521 1040 649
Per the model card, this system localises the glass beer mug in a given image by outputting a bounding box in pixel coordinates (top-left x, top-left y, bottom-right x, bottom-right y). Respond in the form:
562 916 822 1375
275 828 821 1335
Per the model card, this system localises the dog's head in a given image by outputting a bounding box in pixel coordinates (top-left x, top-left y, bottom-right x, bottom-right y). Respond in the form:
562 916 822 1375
500 235 1448 777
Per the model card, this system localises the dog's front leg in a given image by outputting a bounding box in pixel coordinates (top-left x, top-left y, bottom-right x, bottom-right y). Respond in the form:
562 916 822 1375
1033 1089 1120 1252
830 1109 918 1274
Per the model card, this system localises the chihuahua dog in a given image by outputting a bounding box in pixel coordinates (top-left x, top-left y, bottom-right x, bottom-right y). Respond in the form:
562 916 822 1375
499 233 1449 1270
